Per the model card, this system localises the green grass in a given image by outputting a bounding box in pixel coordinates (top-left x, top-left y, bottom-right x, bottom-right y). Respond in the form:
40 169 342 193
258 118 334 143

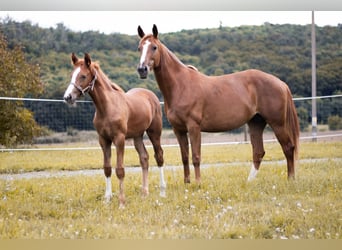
0 141 341 239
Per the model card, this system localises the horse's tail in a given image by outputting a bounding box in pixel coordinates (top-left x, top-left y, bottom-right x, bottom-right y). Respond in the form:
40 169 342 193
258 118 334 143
286 88 300 160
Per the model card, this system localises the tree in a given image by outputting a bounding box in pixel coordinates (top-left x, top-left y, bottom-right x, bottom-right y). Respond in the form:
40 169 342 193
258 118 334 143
0 33 43 147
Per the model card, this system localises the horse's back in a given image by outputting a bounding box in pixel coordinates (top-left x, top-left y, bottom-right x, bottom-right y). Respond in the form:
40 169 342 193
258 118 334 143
197 69 291 131
126 88 160 109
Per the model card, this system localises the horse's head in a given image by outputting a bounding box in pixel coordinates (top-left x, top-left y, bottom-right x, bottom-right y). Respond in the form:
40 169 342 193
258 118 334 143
137 24 161 79
63 53 97 105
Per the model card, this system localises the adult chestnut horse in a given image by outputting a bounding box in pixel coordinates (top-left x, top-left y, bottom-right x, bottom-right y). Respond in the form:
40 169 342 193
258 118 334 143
63 53 166 207
137 25 299 183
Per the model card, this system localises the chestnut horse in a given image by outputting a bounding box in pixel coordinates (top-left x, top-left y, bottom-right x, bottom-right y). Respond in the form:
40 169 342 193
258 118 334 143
137 25 299 183
63 53 166 207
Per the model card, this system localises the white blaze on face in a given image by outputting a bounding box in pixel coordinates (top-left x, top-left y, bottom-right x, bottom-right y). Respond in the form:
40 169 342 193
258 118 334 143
139 39 151 67
63 67 81 99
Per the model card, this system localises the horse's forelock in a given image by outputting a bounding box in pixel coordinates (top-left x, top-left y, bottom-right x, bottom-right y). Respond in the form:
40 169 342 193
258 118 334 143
140 34 157 45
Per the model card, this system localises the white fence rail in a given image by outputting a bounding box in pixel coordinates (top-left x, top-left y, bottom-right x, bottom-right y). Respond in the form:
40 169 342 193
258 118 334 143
1 94 341 152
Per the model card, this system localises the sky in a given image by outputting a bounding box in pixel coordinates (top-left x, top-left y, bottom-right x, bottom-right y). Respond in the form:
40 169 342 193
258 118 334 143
0 11 341 35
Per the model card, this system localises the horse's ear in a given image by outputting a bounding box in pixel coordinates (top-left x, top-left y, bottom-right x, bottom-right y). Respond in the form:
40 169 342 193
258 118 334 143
84 53 91 68
71 53 78 65
152 24 158 38
138 25 145 38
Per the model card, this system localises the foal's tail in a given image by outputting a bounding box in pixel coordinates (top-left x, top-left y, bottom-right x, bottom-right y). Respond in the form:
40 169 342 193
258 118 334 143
286 88 300 160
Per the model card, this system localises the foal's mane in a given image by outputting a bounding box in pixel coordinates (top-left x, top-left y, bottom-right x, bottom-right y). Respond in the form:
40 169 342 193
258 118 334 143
75 59 124 93
92 62 125 93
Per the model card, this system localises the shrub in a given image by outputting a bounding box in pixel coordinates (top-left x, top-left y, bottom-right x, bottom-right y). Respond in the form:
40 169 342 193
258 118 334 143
328 115 342 130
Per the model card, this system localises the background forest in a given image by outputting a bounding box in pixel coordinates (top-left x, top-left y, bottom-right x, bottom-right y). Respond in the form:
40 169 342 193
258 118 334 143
0 18 341 144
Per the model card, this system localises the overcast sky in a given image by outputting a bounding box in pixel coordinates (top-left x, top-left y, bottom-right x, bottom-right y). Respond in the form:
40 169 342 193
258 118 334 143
0 11 341 35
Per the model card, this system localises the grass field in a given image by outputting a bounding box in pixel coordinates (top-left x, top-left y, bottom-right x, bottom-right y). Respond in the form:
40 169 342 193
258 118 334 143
0 141 341 239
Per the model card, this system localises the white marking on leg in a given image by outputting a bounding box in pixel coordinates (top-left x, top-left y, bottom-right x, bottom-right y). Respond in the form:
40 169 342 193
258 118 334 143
159 167 167 197
104 176 112 202
139 39 151 67
247 164 259 182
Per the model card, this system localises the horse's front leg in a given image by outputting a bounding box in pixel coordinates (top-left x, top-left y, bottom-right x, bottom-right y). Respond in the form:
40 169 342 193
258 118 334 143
173 129 190 183
188 124 202 184
99 137 113 203
114 133 126 208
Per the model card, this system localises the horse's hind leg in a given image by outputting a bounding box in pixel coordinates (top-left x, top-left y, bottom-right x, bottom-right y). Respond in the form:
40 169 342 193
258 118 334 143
271 125 296 179
133 136 150 196
247 114 267 181
147 126 166 197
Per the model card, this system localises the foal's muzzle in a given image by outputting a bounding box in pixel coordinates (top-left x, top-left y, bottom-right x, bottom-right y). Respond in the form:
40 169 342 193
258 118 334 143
137 65 148 79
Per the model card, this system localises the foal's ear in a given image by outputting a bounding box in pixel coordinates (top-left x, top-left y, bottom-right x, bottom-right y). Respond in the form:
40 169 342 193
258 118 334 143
152 24 158 38
138 25 145 38
84 53 91 68
71 53 78 65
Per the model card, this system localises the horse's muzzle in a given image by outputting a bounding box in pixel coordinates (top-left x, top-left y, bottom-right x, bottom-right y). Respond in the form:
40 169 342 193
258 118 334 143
137 65 148 79
63 94 75 105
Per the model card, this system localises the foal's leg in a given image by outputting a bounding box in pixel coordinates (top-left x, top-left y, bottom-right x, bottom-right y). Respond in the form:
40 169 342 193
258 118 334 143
113 133 126 208
147 129 166 197
173 129 190 183
99 136 113 202
247 115 267 181
133 136 150 196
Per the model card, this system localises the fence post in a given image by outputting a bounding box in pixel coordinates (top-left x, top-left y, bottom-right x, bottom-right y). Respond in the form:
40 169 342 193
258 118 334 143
311 11 317 142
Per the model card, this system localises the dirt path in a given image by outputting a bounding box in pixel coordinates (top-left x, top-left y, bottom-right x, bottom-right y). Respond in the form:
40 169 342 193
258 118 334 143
1 158 341 181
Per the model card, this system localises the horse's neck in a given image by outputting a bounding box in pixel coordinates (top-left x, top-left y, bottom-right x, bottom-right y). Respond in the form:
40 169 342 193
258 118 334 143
154 47 188 104
89 72 124 114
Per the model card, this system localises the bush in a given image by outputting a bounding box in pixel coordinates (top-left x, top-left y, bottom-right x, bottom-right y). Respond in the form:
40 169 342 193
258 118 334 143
328 115 342 130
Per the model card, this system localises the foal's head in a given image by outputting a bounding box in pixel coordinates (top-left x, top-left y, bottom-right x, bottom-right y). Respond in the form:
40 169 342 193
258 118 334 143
63 53 97 105
137 24 161 79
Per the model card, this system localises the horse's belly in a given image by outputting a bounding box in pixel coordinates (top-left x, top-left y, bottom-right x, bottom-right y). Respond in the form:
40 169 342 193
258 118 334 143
201 106 254 132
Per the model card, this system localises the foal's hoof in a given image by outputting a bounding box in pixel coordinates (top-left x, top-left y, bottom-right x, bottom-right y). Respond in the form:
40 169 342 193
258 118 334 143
141 187 149 197
119 202 126 209
104 194 112 204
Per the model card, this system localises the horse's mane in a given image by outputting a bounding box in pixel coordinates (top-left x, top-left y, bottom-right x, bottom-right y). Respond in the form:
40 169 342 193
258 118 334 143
187 65 198 71
92 62 125 93
157 39 199 72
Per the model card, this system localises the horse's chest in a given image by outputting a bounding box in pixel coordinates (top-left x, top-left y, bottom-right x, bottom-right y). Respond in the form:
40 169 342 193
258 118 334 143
93 114 127 139
166 108 194 130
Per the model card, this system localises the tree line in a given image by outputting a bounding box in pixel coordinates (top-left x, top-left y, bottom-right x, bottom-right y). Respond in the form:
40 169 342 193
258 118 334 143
0 18 341 146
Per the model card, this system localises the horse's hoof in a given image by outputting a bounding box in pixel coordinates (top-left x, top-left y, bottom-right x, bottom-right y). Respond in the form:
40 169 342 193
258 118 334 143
160 190 166 198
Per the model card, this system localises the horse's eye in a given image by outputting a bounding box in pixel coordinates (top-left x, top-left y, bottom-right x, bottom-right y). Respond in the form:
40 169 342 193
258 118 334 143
137 47 141 52
152 45 157 51
80 75 86 80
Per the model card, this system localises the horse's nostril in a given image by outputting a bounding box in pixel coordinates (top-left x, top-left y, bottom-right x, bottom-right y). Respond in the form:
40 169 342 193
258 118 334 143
138 66 148 73
64 95 71 102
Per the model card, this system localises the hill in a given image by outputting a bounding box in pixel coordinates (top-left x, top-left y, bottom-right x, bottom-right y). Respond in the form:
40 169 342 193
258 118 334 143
0 18 341 131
